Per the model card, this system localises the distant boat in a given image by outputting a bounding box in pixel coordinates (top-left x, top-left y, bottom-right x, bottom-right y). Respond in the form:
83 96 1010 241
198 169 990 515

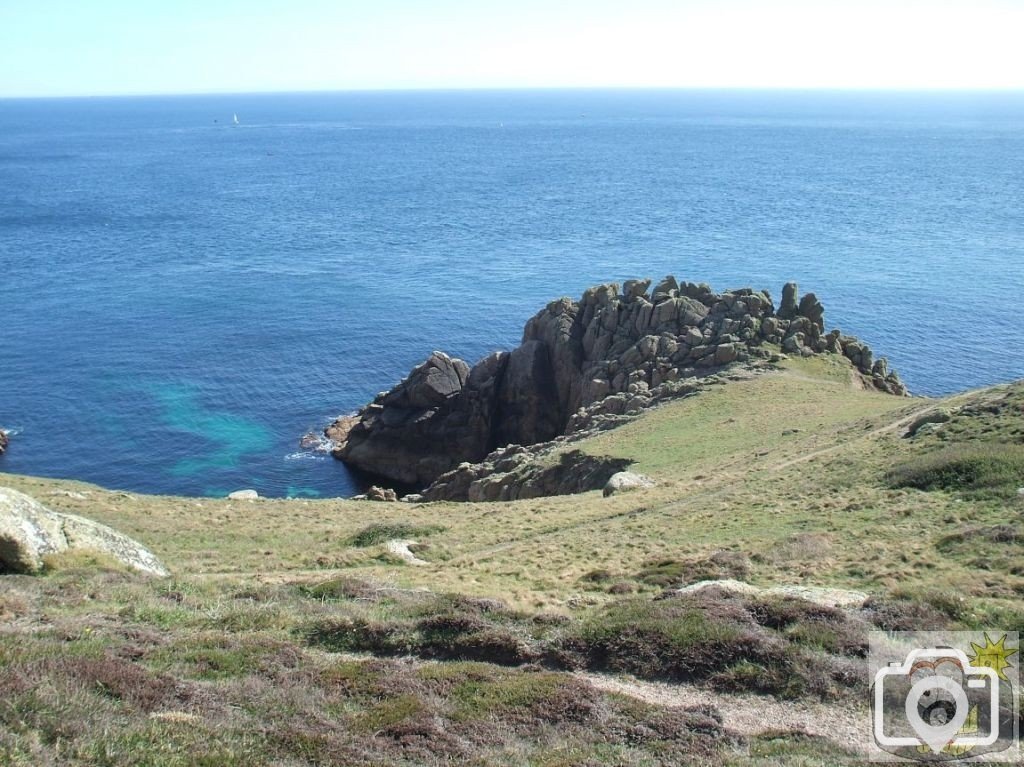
233 113 240 126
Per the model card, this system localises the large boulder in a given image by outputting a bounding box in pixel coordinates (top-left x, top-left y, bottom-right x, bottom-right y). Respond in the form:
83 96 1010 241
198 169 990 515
0 488 169 576
798 293 825 331
378 351 470 410
603 471 656 497
330 351 491 486
0 430 7 455
905 408 953 438
651 275 679 302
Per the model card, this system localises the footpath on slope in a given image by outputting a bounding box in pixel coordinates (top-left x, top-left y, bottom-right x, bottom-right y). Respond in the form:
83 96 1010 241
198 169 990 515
195 383 941 578
581 672 869 754
443 385 940 565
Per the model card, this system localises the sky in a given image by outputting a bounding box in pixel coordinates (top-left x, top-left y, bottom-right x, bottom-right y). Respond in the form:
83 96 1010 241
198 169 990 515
1 0 1022 97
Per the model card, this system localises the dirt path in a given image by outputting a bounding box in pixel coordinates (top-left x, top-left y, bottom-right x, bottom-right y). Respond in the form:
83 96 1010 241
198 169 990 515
581 672 870 754
299 648 873 754
196 568 378 582
766 399 938 472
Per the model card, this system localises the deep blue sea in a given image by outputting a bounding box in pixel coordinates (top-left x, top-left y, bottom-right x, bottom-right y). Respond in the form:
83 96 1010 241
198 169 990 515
1 90 1022 498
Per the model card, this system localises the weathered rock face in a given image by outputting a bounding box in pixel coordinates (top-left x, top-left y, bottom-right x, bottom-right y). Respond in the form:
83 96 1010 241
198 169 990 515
418 374 718 502
330 351 494 486
328 278 907 488
0 430 8 455
494 340 561 447
0 487 169 576
778 281 799 320
422 448 633 503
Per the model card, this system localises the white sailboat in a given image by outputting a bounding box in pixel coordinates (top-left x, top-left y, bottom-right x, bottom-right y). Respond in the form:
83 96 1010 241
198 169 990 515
233 113 240 126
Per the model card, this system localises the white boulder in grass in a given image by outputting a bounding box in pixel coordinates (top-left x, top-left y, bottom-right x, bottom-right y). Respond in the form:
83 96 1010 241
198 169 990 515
0 487 169 576
603 471 655 497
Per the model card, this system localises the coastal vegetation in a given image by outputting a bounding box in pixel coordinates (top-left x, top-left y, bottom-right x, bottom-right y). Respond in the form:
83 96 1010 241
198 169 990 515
2 351 1023 765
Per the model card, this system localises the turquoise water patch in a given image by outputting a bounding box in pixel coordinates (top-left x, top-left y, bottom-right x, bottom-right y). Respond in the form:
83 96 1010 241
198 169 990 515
286 486 321 499
150 384 272 477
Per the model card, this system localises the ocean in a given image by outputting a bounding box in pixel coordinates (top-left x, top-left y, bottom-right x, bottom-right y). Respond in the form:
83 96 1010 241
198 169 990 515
1 89 1022 498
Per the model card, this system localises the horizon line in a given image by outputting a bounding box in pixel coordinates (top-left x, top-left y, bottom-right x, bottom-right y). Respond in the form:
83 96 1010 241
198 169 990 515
3 84 1024 101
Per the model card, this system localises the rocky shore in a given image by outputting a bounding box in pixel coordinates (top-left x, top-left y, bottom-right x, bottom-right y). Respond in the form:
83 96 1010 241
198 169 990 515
328 278 906 500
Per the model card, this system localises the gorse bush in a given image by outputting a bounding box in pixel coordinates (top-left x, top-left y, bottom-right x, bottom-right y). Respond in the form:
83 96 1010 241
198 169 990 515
298 576 383 602
886 444 1024 498
932 388 1024 444
305 584 873 700
348 522 445 547
305 612 536 666
562 591 865 699
636 551 750 588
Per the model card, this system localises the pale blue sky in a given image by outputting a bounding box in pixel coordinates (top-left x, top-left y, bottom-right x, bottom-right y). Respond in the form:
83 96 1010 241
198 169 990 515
1 0 1021 97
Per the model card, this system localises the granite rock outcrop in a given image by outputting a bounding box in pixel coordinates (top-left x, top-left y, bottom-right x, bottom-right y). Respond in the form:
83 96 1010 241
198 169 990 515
0 487 169 576
422 448 633 503
329 279 906 491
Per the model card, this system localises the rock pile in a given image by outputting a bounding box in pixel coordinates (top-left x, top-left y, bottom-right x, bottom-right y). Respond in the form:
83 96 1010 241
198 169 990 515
364 486 399 502
328 278 906 492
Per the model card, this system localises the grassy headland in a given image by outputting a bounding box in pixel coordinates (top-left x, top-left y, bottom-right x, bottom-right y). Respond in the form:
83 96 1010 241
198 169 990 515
2 353 1022 765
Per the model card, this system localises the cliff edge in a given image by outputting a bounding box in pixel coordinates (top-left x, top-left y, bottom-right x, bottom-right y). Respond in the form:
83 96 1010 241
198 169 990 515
328 277 906 489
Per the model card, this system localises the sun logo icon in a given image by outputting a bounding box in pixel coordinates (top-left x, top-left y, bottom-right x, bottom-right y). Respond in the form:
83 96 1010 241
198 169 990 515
968 632 1018 681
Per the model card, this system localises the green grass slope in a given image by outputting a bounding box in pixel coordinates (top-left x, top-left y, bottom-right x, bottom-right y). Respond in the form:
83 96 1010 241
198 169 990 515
3 355 1023 765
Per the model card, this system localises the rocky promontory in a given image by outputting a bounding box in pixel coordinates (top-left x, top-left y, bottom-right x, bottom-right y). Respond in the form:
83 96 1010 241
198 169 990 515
328 278 906 494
